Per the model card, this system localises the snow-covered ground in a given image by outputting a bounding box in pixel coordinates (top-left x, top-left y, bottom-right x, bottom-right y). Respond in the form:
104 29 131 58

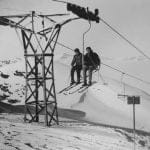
1 0 150 149
0 54 150 149
55 53 150 132
0 114 150 150
1 55 150 131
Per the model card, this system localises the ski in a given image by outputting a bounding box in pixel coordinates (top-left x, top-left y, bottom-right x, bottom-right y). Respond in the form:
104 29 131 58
58 82 81 94
58 84 76 94
68 85 87 94
77 82 95 93
78 86 89 93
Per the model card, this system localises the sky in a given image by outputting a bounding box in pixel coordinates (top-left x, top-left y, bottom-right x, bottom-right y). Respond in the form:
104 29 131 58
0 0 150 58
0 0 150 91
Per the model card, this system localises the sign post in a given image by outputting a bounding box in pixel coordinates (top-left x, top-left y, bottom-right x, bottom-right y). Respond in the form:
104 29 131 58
118 94 140 150
127 96 140 150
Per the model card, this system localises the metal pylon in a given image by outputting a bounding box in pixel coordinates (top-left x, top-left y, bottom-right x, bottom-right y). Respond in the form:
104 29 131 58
0 11 79 126
21 12 61 126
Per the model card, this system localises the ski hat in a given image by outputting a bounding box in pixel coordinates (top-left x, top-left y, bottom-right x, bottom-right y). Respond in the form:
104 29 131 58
86 46 93 52
74 48 80 53
86 46 92 50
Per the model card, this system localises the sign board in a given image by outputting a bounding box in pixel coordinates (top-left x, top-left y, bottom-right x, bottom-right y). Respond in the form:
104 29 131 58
127 96 140 104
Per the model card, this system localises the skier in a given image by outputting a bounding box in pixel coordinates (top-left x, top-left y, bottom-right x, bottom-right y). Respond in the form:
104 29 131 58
83 46 100 86
70 48 82 85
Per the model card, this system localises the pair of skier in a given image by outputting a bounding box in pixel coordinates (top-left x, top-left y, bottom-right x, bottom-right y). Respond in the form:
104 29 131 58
70 47 100 86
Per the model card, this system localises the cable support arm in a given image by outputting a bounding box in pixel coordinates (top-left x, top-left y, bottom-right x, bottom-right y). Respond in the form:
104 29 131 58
0 14 31 18
82 19 92 70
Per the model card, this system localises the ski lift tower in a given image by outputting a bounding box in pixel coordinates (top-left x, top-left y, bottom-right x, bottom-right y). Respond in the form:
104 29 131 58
0 11 68 126
0 2 100 126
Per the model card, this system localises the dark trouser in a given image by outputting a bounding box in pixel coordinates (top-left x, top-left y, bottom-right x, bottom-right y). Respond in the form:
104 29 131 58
83 65 95 84
71 65 82 83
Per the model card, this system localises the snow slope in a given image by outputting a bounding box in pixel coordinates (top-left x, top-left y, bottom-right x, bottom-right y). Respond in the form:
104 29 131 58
73 83 150 131
55 53 150 132
0 54 150 133
0 114 150 150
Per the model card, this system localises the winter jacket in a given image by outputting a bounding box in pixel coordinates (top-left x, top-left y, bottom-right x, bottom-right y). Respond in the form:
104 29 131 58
71 53 82 66
84 51 100 67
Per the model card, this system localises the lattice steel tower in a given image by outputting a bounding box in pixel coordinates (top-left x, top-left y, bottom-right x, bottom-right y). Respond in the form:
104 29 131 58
0 2 99 126
0 11 67 126
22 12 61 126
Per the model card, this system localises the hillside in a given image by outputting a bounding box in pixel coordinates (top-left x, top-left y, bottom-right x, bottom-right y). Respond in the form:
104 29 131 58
0 54 150 149
0 55 150 132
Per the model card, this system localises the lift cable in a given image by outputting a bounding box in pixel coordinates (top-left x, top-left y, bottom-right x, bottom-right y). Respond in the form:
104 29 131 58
0 9 150 85
100 18 150 61
51 0 150 61
0 7 29 13
52 41 150 85
101 63 150 85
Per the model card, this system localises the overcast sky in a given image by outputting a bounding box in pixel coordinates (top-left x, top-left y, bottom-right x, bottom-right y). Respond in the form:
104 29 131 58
0 0 150 92
0 0 150 59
